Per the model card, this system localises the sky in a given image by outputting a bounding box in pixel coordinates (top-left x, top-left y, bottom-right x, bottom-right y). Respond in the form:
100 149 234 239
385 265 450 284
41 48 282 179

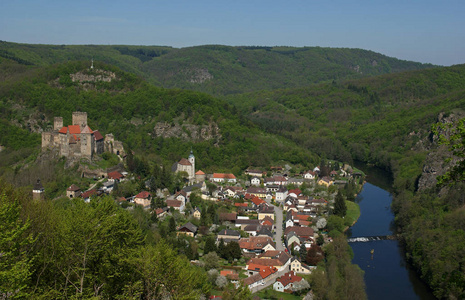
1 0 464 66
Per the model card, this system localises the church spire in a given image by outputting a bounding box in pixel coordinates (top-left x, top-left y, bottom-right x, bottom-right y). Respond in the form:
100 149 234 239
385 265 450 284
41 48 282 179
90 57 94 70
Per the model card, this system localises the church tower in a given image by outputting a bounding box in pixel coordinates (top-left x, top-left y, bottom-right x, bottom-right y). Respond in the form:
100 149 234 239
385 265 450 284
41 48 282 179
188 149 195 182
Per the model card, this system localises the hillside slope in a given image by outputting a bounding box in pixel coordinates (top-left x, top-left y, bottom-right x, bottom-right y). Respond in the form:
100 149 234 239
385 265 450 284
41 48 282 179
0 41 435 95
0 59 319 189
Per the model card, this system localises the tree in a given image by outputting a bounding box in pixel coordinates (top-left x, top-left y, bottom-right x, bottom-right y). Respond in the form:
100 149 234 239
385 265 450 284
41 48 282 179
168 216 176 234
0 193 34 299
306 245 324 266
204 236 217 255
224 241 242 262
333 190 347 217
217 238 226 258
203 251 220 270
299 245 307 259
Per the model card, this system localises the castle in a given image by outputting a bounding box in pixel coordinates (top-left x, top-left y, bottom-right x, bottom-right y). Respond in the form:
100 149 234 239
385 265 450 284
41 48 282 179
42 112 109 159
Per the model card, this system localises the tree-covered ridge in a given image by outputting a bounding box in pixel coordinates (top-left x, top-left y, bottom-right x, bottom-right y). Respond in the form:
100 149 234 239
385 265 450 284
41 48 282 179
0 41 435 96
227 64 465 188
0 59 319 186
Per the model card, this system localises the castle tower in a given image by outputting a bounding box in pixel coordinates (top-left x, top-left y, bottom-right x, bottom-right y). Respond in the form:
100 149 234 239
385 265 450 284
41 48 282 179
32 179 45 200
54 117 63 131
72 112 88 131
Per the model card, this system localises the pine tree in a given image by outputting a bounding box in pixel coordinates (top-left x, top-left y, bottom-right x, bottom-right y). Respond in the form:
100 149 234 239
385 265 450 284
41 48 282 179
204 236 217 255
334 190 347 217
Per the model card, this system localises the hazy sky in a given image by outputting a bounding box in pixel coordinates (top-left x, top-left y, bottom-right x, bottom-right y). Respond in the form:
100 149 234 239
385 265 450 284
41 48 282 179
1 0 464 66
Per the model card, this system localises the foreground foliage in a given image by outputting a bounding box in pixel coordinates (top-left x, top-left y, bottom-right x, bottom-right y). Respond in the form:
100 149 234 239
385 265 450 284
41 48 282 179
0 179 212 299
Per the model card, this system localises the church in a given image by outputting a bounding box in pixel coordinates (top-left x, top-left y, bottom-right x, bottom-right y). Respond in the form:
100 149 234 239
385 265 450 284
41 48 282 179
172 150 196 183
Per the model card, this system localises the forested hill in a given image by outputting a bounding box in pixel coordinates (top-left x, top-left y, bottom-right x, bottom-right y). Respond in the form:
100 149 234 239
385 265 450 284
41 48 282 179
0 58 319 187
0 41 435 95
226 64 465 187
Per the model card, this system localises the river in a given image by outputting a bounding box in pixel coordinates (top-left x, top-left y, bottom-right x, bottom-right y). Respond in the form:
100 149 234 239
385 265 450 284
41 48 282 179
347 164 435 300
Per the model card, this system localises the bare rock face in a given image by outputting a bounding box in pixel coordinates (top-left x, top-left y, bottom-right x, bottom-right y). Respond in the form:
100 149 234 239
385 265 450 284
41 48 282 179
152 121 221 143
70 69 116 83
417 112 464 191
184 68 213 84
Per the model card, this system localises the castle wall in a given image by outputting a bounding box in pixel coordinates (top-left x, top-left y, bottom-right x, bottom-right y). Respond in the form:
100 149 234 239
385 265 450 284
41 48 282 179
95 139 104 155
54 117 63 130
42 132 53 148
72 112 87 130
80 133 94 158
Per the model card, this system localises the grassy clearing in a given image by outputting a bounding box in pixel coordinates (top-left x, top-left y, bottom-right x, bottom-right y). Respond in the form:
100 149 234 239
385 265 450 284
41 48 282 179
345 200 361 226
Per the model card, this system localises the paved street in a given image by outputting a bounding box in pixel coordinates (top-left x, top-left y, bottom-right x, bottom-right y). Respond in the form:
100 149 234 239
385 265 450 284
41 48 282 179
266 199 284 251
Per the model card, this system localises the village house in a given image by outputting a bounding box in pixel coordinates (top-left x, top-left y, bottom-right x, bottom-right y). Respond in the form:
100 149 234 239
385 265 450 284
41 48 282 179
166 199 185 212
243 266 277 290
246 187 267 198
275 186 288 203
239 236 276 254
134 191 152 208
193 207 201 219
177 222 198 237
258 204 275 221
250 176 261 186
235 218 260 231
107 171 124 182
289 257 313 274
80 189 98 202
211 173 237 184
303 170 316 180
155 207 168 219
273 271 303 292
245 169 264 178
217 229 241 244
318 176 333 187
247 250 291 272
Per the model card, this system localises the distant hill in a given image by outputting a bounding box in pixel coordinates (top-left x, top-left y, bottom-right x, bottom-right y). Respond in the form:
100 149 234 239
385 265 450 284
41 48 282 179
0 41 435 95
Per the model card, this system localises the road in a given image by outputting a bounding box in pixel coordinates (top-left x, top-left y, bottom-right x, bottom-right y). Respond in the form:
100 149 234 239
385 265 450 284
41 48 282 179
265 199 284 251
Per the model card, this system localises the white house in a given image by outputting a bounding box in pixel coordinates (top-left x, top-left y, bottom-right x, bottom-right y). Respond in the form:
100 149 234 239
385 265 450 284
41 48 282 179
251 177 261 186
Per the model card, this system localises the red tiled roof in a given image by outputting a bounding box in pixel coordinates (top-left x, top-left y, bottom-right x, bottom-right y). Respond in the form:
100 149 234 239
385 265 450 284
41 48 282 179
108 171 124 180
80 189 97 199
288 188 302 196
284 226 314 239
68 125 81 134
178 158 191 166
59 126 68 134
250 196 265 206
135 191 151 199
195 170 205 175
213 173 236 179
277 271 302 288
166 199 182 208
239 236 275 250
234 202 248 207
93 130 104 141
155 208 165 215
219 212 237 222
